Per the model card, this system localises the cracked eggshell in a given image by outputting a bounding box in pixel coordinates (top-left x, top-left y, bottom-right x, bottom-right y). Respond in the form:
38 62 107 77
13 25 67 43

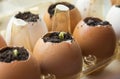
73 18 116 62
0 47 40 79
5 15 48 52
43 2 81 33
106 5 120 41
33 33 82 79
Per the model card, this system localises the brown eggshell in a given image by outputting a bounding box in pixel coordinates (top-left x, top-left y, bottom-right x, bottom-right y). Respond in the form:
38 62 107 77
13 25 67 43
111 0 120 5
0 49 40 79
73 18 116 62
0 35 7 48
43 2 82 33
33 35 82 78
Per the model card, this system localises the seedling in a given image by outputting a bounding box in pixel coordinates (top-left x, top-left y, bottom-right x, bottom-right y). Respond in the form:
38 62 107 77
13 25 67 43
13 49 18 57
59 32 65 40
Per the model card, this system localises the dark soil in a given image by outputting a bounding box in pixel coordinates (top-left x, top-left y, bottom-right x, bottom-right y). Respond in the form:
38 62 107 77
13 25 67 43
0 47 29 63
48 2 75 18
116 5 120 8
15 11 39 22
84 17 111 26
43 32 73 43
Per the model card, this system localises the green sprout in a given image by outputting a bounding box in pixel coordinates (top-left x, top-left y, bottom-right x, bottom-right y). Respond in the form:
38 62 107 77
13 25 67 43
59 32 65 40
13 49 18 57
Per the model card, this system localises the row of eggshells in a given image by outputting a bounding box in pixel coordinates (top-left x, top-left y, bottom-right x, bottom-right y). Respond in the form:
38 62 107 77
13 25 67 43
42 0 118 77
3 0 119 70
0 0 118 79
43 0 120 41
3 0 120 52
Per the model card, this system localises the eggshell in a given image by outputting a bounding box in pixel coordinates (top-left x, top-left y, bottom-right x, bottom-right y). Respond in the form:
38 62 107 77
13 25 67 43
111 0 120 5
0 47 40 79
33 32 82 79
6 12 48 52
106 5 120 41
73 17 116 62
43 2 81 33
